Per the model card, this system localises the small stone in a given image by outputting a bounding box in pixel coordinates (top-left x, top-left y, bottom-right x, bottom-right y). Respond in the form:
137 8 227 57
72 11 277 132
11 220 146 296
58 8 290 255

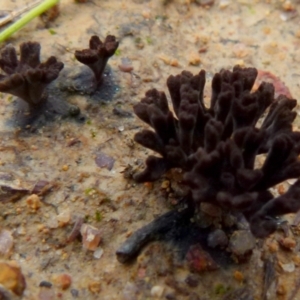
88 281 101 293
26 194 42 212
280 10 297 21
219 0 230 8
62 165 69 171
150 285 164 297
233 270 244 282
276 279 287 295
0 261 26 296
161 180 170 189
279 261 295 273
56 209 71 226
186 244 219 272
159 55 179 67
70 289 79 298
0 230 14 256
17 226 26 236
277 184 285 195
188 53 201 66
267 240 279 253
80 224 102 251
95 152 115 170
207 229 228 248
292 254 300 266
282 1 294 11
279 237 296 250
93 247 104 259
144 182 153 190
52 273 72 290
228 230 256 260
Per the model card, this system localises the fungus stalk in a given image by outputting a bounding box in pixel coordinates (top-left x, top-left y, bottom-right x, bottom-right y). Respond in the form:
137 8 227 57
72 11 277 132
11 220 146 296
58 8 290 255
75 35 119 85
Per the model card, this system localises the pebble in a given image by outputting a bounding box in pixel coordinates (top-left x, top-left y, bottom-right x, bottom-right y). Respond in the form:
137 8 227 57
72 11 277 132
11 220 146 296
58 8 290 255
267 240 279 253
56 209 71 226
70 289 79 298
188 53 201 66
228 230 256 259
61 165 69 171
150 285 164 297
219 0 230 8
233 270 244 282
88 281 101 294
161 180 170 189
280 10 298 22
186 244 219 272
80 224 102 251
158 55 179 67
282 1 295 11
279 261 295 273
118 58 134 73
277 184 285 195
0 260 26 296
279 237 296 250
292 254 300 266
0 229 14 256
26 194 42 212
17 226 26 236
52 273 72 290
95 152 115 170
276 278 287 295
93 247 104 259
207 229 228 248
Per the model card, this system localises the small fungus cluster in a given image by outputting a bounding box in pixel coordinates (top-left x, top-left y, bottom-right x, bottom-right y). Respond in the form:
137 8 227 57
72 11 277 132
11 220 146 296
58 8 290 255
75 35 119 84
117 65 300 262
0 34 118 125
0 41 63 107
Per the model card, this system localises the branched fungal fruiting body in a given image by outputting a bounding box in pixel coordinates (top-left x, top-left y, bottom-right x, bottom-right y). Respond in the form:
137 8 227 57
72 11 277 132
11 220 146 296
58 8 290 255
74 35 119 84
0 41 64 106
117 66 300 262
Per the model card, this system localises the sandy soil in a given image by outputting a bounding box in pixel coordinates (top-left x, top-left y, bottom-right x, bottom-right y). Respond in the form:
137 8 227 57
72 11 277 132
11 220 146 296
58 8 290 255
1 0 300 299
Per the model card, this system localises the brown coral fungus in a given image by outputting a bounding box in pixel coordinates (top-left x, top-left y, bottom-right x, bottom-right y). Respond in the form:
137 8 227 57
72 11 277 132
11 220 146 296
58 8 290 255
117 65 300 263
0 41 63 106
75 35 119 84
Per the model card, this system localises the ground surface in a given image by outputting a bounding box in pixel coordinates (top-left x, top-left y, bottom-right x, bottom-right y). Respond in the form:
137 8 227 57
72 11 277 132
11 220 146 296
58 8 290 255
1 0 300 299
